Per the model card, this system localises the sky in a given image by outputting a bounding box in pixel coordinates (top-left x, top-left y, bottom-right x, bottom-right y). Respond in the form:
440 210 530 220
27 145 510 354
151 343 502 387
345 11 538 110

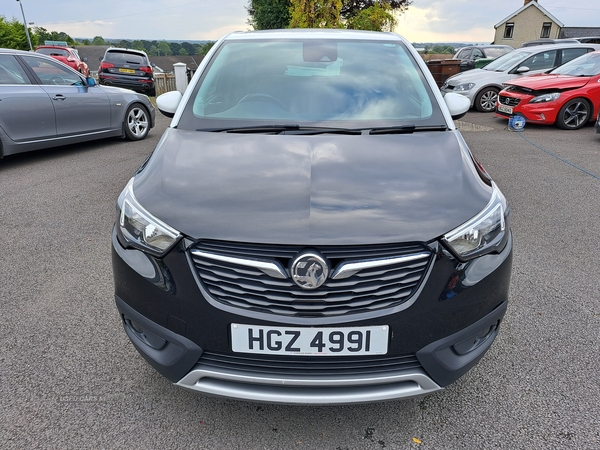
5 0 600 43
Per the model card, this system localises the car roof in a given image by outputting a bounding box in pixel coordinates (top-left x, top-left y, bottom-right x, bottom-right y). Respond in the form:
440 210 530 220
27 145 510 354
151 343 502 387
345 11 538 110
222 29 405 42
464 45 512 48
514 42 600 52
105 47 148 55
0 48 35 56
36 45 75 50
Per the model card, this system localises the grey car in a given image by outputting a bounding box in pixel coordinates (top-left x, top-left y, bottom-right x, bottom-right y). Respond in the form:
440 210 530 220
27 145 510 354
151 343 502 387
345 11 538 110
112 30 513 405
0 48 155 158
441 43 600 112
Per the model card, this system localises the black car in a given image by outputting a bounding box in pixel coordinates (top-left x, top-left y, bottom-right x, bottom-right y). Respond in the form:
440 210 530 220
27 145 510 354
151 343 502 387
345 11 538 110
112 30 513 405
453 45 513 71
98 48 155 96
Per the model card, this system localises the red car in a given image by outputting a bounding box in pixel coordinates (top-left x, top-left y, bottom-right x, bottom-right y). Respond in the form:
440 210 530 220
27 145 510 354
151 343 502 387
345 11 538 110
35 45 89 77
495 50 600 130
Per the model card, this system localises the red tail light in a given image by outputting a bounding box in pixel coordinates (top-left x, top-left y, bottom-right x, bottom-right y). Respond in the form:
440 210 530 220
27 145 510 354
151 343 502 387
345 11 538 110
100 62 114 70
139 66 153 74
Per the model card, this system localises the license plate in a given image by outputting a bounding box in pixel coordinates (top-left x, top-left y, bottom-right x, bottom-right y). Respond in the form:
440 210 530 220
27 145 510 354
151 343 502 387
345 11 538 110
498 104 513 114
119 68 136 74
231 324 389 356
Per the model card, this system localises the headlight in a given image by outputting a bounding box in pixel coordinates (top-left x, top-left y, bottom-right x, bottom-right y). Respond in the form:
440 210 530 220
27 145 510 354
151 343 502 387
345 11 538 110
116 178 182 257
442 183 508 261
454 83 475 92
530 93 560 104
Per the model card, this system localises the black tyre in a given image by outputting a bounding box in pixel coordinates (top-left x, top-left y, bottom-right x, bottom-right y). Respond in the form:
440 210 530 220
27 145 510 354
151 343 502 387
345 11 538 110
555 98 591 130
124 104 150 141
475 87 499 112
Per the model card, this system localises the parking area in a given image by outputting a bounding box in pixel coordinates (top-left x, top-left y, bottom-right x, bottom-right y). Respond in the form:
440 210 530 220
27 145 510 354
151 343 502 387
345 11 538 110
1 111 599 449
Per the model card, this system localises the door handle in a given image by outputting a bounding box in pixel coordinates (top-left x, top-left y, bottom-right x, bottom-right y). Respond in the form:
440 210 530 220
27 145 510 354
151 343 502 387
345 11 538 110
52 95 66 101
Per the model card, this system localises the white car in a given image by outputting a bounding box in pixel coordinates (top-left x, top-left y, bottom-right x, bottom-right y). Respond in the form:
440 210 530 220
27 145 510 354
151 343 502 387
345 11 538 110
441 43 600 112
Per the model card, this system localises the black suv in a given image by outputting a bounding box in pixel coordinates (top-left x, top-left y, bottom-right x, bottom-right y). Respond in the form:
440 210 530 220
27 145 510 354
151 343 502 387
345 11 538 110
98 48 155 96
112 30 512 405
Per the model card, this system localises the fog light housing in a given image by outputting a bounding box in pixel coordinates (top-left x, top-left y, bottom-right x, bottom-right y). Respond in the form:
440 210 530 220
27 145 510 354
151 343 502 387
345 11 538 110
453 322 498 355
125 318 166 350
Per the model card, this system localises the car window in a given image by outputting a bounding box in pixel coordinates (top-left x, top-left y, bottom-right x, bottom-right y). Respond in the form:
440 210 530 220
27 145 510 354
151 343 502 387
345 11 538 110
461 48 472 59
36 48 70 58
21 55 84 86
483 48 510 58
180 39 444 131
484 50 532 71
0 55 29 84
560 48 589 65
105 51 146 65
551 51 600 76
517 50 556 71
471 49 484 59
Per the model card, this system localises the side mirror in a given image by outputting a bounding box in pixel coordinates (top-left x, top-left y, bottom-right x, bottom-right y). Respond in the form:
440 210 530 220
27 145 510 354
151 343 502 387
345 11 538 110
83 57 88 62
156 91 183 118
86 77 96 87
444 92 470 120
516 66 530 74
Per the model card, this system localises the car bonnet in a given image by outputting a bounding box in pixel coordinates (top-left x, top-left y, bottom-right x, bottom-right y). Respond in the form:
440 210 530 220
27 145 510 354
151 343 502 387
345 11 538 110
131 128 492 246
506 74 592 90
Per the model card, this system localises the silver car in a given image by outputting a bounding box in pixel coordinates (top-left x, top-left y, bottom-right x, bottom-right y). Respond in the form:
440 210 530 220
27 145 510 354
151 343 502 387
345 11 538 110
441 43 600 112
0 48 155 158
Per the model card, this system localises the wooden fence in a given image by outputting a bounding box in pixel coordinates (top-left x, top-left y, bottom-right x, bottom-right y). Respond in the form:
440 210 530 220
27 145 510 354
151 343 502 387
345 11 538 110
154 73 177 96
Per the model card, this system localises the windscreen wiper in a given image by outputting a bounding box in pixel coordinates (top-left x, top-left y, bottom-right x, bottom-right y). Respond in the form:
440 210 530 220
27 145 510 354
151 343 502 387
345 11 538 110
368 125 447 135
201 125 361 135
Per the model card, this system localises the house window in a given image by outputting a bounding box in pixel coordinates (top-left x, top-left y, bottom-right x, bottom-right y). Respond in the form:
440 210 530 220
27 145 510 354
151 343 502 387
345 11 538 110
504 23 514 39
541 22 552 39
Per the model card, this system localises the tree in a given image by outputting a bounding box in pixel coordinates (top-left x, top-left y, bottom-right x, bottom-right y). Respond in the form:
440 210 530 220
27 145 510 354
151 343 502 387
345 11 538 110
346 2 396 31
431 44 455 54
0 16 37 50
92 36 106 45
132 40 145 51
246 0 412 32
341 0 411 20
247 0 291 30
158 41 172 56
197 42 215 56
289 0 344 29
181 42 196 55
34 27 76 46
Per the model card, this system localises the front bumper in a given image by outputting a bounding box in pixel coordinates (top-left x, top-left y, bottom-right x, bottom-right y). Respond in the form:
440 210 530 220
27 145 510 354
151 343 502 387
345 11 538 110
112 228 513 405
495 93 558 125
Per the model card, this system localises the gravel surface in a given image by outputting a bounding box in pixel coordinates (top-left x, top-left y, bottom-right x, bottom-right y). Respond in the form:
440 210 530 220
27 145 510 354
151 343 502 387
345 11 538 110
1 111 599 449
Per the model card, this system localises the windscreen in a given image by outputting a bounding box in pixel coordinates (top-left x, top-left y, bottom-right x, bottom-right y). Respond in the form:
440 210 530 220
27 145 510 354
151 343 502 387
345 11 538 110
484 48 511 58
36 48 70 57
179 38 445 130
105 51 145 65
484 50 531 72
551 51 600 76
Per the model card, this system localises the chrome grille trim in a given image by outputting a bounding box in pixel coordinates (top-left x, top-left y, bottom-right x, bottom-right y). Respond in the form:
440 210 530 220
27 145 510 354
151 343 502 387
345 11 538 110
191 250 287 279
331 252 431 279
499 95 521 107
189 241 433 317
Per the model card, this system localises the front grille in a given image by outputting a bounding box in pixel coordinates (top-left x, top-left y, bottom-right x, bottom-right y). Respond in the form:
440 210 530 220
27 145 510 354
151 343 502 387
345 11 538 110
499 95 521 107
190 240 432 317
197 351 422 377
